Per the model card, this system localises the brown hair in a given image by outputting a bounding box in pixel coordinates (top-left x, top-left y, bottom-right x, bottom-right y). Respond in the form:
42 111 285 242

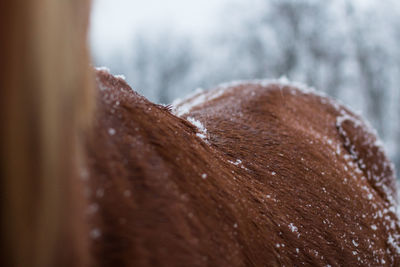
1 0 399 265
0 0 93 266
87 71 400 266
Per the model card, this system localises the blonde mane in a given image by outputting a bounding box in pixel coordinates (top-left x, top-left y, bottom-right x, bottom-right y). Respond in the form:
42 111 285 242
0 0 94 266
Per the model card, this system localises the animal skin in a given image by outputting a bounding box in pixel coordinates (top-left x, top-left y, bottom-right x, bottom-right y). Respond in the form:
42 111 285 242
85 69 400 266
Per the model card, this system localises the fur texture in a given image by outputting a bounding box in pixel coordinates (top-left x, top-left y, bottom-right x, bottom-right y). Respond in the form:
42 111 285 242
86 70 400 266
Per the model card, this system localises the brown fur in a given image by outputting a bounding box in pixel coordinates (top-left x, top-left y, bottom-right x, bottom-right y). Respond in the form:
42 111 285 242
2 0 400 265
86 70 400 266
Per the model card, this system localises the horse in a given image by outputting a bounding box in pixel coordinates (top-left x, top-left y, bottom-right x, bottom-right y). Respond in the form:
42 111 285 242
1 0 400 266
83 69 400 266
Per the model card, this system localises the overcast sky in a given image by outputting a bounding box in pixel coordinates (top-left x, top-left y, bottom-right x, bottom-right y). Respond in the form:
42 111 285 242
89 0 384 57
90 0 232 56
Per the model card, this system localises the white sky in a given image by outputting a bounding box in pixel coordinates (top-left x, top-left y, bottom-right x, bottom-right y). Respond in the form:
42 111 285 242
90 0 230 56
89 0 396 56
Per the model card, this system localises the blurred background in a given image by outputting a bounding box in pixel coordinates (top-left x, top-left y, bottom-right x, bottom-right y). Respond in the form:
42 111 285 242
90 0 400 177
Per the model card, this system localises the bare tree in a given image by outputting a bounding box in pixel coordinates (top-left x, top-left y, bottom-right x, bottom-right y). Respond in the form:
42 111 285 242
345 2 391 138
126 31 194 103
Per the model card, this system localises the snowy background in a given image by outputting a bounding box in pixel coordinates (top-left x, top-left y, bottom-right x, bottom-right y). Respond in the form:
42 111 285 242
90 0 400 177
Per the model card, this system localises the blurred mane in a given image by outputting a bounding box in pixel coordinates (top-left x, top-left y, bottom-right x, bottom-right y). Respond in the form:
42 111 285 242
0 0 94 266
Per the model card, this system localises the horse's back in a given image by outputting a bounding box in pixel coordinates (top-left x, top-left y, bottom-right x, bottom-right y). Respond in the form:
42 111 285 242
87 71 400 266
